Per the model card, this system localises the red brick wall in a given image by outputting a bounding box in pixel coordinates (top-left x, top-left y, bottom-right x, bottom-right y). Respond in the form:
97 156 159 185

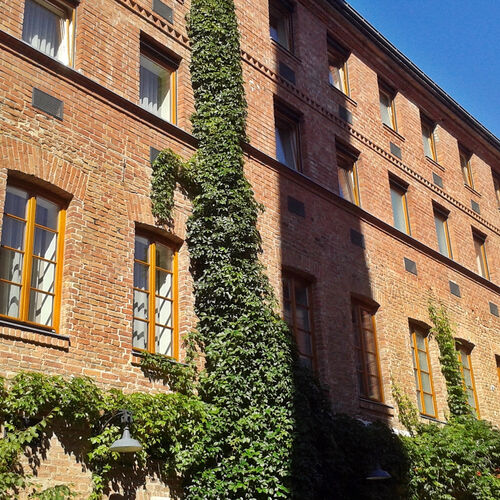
1 0 499 494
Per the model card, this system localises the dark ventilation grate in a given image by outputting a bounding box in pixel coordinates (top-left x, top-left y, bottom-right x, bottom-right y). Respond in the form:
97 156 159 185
150 147 161 164
338 105 353 124
32 88 63 120
449 281 461 298
432 172 443 188
471 200 480 214
390 142 402 159
287 196 305 217
404 257 417 275
153 0 173 23
350 229 365 248
279 62 296 84
490 302 499 317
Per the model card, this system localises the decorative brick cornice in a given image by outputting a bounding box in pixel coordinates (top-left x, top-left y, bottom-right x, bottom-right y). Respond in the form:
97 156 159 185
114 0 189 47
240 50 500 237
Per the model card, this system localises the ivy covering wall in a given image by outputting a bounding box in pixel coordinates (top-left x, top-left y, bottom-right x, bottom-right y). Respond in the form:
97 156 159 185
1 0 500 499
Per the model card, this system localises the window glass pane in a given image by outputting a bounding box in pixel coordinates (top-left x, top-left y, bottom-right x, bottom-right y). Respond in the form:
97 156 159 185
31 258 55 293
338 168 355 203
365 352 379 377
22 0 61 59
415 333 425 350
283 301 292 325
133 319 148 350
134 262 149 290
434 214 449 256
422 125 433 158
133 290 148 320
156 243 173 271
380 92 392 127
390 187 407 232
0 281 21 318
329 64 344 92
140 55 171 120
0 248 24 283
33 228 57 261
155 325 172 356
367 375 380 400
418 349 429 372
297 331 312 357
423 393 434 414
35 197 58 229
415 389 422 412
1 217 26 250
420 372 432 393
156 270 172 298
294 285 308 306
28 290 53 326
5 187 28 218
156 297 172 327
275 123 298 170
135 236 149 262
282 279 290 300
295 306 309 331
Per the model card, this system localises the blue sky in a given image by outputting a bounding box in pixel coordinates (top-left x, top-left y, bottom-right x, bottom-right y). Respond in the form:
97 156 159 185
346 0 500 139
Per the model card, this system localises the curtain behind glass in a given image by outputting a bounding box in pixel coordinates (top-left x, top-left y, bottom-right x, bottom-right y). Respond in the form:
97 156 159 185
22 0 62 60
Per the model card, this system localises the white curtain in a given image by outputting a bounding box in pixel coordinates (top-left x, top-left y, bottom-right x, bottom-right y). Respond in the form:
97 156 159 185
23 0 67 63
140 55 171 120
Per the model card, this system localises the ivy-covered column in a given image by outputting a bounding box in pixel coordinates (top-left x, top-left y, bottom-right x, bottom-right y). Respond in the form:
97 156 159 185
185 0 295 497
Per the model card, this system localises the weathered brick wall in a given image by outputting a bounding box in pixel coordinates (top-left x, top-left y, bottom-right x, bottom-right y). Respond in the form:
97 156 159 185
0 0 499 495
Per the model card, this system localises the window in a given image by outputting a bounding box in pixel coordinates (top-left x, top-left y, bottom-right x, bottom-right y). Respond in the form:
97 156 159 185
493 172 500 208
275 105 300 171
473 232 489 279
269 0 293 51
139 42 177 123
379 84 397 130
433 207 452 258
336 146 360 206
0 185 65 329
456 342 480 417
390 179 410 234
22 0 74 65
352 302 383 402
496 355 500 385
133 235 178 358
283 273 314 368
421 117 437 161
460 149 474 188
411 326 437 417
327 36 349 95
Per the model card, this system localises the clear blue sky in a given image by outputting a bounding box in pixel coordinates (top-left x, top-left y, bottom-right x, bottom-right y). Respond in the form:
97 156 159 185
346 0 500 139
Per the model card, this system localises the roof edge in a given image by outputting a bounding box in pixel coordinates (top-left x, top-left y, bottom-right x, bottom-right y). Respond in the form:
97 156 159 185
326 0 500 152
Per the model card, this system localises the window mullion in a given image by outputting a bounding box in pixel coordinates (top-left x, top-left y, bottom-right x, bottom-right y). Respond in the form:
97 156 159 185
358 307 369 398
20 196 36 321
149 242 156 353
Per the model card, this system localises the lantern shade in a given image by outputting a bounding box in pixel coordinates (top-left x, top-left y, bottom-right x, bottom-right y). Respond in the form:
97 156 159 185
109 427 143 453
366 464 391 480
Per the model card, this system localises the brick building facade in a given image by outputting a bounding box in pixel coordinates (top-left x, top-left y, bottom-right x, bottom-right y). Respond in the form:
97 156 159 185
0 0 499 496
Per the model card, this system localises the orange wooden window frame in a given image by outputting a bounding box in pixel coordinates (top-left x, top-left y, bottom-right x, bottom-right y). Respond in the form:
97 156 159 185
390 182 411 235
460 150 474 188
473 233 490 280
434 209 453 259
352 303 384 402
328 52 349 95
411 328 438 418
496 355 500 386
493 174 500 208
337 150 360 206
26 0 76 66
379 87 397 130
422 119 438 161
269 1 293 52
457 346 480 418
0 184 65 331
282 274 315 368
133 236 179 360
140 52 177 125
